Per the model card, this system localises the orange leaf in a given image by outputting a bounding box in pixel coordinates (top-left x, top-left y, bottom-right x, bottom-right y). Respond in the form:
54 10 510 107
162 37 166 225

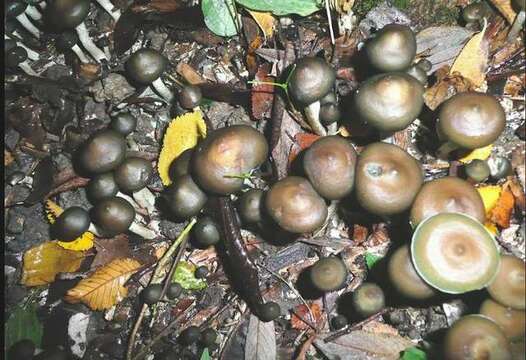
64 258 141 310
287 133 321 166
251 64 275 120
291 303 322 330
489 186 515 228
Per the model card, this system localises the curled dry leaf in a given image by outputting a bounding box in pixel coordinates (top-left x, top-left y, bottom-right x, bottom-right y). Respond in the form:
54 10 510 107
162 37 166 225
287 133 320 166
251 64 275 120
291 303 322 330
21 242 87 286
488 185 515 228
65 258 142 310
245 314 277 360
91 235 131 269
423 65 475 110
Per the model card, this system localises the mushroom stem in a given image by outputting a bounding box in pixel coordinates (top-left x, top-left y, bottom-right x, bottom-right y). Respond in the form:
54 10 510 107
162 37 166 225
327 122 338 135
71 44 90 63
132 187 156 215
15 12 40 38
87 223 102 237
103 46 111 60
116 192 142 212
5 35 39 60
507 10 525 43
18 61 38 76
75 22 108 62
437 141 461 160
129 221 157 239
25 5 42 21
151 77 174 102
94 0 121 21
304 101 327 136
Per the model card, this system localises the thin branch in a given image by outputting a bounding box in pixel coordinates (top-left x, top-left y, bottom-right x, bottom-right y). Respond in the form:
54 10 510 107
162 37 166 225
323 307 391 342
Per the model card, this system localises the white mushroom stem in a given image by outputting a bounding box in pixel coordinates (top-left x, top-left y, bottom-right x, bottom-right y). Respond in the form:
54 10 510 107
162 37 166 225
5 35 39 60
95 0 121 22
71 44 90 63
103 46 111 60
132 187 156 215
116 191 142 212
151 77 174 102
75 22 108 62
327 122 338 135
129 221 157 239
15 12 40 38
18 61 38 76
507 10 525 43
25 5 42 21
88 223 102 237
304 101 327 136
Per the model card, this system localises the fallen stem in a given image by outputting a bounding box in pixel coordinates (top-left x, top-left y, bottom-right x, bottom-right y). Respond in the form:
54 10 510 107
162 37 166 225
323 307 391 342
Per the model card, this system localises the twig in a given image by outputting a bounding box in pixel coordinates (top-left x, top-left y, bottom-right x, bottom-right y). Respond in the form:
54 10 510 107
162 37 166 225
45 176 90 199
126 304 148 360
323 307 391 342
325 0 335 45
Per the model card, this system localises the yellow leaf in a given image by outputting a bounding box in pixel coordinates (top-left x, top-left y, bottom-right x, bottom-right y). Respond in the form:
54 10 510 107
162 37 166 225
64 258 141 310
450 20 489 87
484 221 499 235
247 10 275 39
21 242 87 286
490 0 517 23
338 125 351 137
158 111 207 186
458 144 494 164
477 185 502 214
46 200 95 251
45 199 64 224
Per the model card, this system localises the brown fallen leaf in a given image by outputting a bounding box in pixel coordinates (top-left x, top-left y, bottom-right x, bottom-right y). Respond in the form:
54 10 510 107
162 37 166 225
247 10 275 39
176 63 206 85
504 74 526 97
490 0 517 23
291 303 322 330
91 235 131 269
78 63 101 81
65 258 142 310
251 64 275 120
352 224 369 244
21 242 87 286
287 133 320 166
424 65 475 110
489 185 515 228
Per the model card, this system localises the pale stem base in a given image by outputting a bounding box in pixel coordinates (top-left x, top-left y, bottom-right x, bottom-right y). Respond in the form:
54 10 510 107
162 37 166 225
75 22 108 62
151 77 174 102
16 12 40 38
304 101 327 136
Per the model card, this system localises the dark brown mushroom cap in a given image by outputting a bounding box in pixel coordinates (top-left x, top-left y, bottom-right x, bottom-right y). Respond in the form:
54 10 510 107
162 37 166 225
92 197 135 236
113 157 153 192
169 149 194 181
288 57 336 105
352 283 385 317
388 245 435 300
310 257 348 292
178 85 202 109
80 130 127 174
354 72 424 132
463 3 489 23
238 189 265 224
480 299 526 340
411 213 500 294
319 103 341 125
355 142 423 216
86 172 119 203
437 92 506 150
192 216 221 247
163 174 207 219
303 136 357 200
53 206 90 242
410 177 485 226
192 125 268 195
110 113 137 137
45 0 90 30
487 255 525 310
126 49 168 85
443 315 512 360
365 23 417 72
265 176 328 234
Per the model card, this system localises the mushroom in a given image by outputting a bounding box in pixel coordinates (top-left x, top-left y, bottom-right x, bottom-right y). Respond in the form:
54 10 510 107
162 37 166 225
79 130 127 174
52 206 91 242
94 0 121 22
110 112 137 137
55 30 90 64
178 84 202 110
355 142 423 216
480 298 525 340
125 48 173 102
416 58 432 72
200 329 217 347
287 57 336 136
507 0 525 43
169 148 193 181
331 315 348 330
179 326 201 345
192 125 268 195
352 283 386 318
166 283 182 300
303 136 357 200
443 315 512 360
354 72 424 134
86 172 119 203
411 213 500 294
405 64 427 86
487 155 512 180
141 284 162 305
6 0 41 39
319 103 341 125
4 35 39 60
5 46 38 76
265 176 328 234
163 174 208 220
410 176 486 226
238 189 265 225
365 23 417 72
113 157 152 193
310 257 348 292
465 159 490 183
45 0 108 62
388 245 436 300
462 2 490 24
436 92 506 158
192 216 221 247
194 265 209 279
257 301 281 322
487 255 525 310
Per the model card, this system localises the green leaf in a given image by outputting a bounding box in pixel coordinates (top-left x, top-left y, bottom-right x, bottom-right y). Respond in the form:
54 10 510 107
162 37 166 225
236 0 322 17
202 0 239 37
401 347 427 360
5 304 43 354
200 348 211 360
173 261 207 290
365 252 382 270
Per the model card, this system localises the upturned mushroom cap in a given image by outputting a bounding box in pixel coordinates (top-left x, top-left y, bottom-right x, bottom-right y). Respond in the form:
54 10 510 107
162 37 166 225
388 245 436 300
92 197 135 236
238 189 265 224
303 136 357 200
113 157 153 192
53 206 90 241
192 125 269 195
354 72 424 132
163 174 207 219
487 255 525 310
310 257 348 292
86 172 119 203
126 49 168 85
443 315 512 360
411 213 500 294
437 92 506 150
288 57 336 105
480 298 526 340
352 283 385 317
355 142 423 216
265 176 328 234
111 113 137 136
169 148 194 181
410 177 485 226
6 0 28 17
79 130 127 174
46 0 90 30
365 24 417 72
